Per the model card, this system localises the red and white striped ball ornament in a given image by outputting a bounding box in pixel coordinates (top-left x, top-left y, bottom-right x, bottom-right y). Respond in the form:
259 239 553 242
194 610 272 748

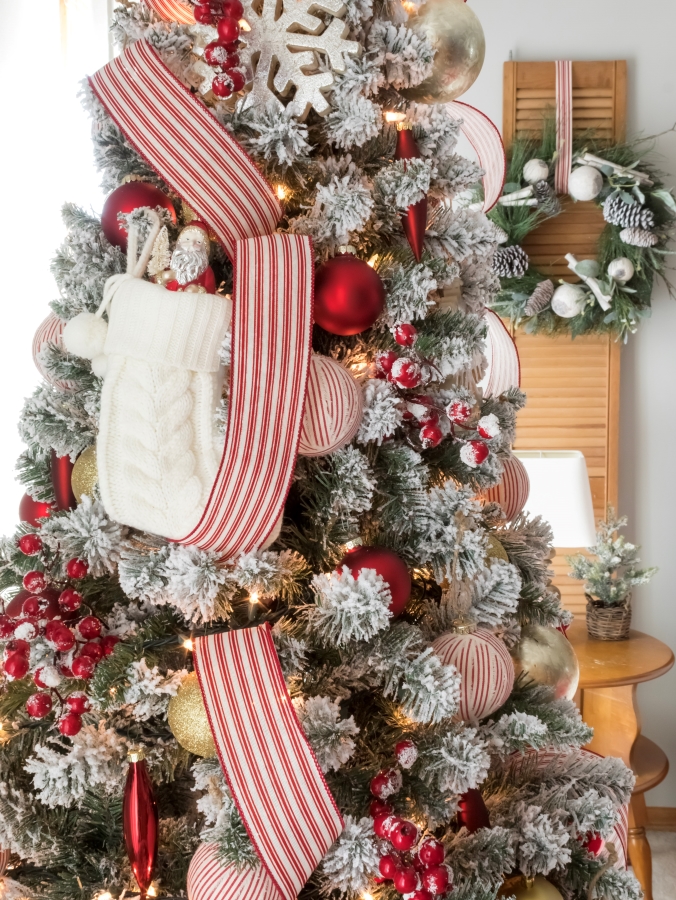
298 355 363 457
32 313 75 390
432 624 514 722
187 843 279 900
481 454 530 522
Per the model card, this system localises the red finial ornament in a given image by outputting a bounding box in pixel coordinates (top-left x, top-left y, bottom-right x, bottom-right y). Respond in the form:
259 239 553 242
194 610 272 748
124 747 159 899
50 450 77 511
394 122 427 262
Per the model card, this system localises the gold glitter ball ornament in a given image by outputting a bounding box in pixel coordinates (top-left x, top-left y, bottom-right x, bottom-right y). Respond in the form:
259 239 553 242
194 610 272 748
71 446 98 504
510 624 580 701
400 0 485 105
486 534 509 564
167 672 216 758
498 875 563 899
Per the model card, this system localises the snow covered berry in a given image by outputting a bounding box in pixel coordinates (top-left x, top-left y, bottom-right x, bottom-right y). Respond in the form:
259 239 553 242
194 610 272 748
18 534 43 555
370 798 393 818
417 838 444 866
390 358 422 390
379 852 401 880
373 813 399 839
395 739 418 769
460 440 489 468
80 641 104 663
45 623 75 652
77 616 102 640
58 588 82 612
420 422 443 449
22 571 46 593
71 655 96 679
65 692 90 714
6 639 30 657
389 819 418 851
34 665 62 689
13 617 39 641
26 692 53 719
21 596 42 617
447 398 473 425
584 832 605 857
4 653 29 680
421 865 451 895
100 634 120 656
408 891 433 900
66 558 89 579
394 323 417 346
370 767 403 799
0 615 15 639
393 865 418 894
58 711 83 736
476 413 500 440
376 350 398 376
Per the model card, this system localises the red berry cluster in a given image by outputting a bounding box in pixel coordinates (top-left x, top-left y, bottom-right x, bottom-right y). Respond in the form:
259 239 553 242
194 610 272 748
369 749 453 899
195 0 247 98
4 539 120 736
375 345 500 464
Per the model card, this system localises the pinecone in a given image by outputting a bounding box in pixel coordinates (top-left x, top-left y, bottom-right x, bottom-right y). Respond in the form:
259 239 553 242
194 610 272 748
603 195 655 230
533 180 562 215
523 279 554 316
620 227 659 248
493 245 529 278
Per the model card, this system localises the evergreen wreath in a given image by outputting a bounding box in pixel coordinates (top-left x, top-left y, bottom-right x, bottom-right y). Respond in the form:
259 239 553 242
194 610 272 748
488 121 676 341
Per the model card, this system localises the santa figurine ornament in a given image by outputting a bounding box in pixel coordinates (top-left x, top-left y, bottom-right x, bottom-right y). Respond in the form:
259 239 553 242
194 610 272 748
158 222 217 294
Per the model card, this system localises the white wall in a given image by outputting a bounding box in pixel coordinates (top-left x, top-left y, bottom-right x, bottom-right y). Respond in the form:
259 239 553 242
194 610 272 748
463 0 676 806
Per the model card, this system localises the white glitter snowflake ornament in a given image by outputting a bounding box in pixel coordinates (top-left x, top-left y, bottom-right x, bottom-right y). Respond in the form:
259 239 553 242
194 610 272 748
238 0 361 120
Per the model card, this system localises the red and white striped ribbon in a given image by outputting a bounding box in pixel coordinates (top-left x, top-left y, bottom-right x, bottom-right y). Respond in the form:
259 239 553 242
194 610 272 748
89 41 281 260
145 0 195 23
447 101 506 211
194 626 343 900
477 309 521 397
555 60 573 195
181 233 313 556
90 44 311 560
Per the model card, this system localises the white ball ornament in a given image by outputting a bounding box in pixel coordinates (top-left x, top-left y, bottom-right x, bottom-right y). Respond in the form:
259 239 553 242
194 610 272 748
568 165 604 202
62 312 109 360
432 625 514 721
551 283 587 318
607 257 635 285
523 159 549 185
188 843 278 900
298 356 363 457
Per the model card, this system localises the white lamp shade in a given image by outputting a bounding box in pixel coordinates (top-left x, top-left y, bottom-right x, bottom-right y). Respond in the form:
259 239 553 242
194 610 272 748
512 451 596 547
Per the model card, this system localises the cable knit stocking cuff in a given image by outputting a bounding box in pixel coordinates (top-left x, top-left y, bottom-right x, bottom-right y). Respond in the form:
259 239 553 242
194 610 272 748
105 279 232 372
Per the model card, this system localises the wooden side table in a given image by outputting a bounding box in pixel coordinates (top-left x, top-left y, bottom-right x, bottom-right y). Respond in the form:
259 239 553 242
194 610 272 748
568 620 674 900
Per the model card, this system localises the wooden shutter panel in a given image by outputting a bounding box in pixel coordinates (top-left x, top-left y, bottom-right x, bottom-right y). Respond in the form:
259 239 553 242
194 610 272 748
502 61 627 618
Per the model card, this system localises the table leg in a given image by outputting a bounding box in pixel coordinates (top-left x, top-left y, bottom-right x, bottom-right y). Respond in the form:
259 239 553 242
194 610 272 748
628 793 653 900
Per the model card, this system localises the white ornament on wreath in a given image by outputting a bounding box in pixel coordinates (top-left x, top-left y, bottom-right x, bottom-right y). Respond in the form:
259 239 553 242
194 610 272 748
236 0 361 120
607 257 635 285
568 165 604 202
551 283 587 319
522 159 549 185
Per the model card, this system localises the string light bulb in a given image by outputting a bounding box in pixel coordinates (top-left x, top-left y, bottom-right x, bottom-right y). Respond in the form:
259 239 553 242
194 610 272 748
95 893 113 900
384 111 407 124
249 591 259 605
276 184 288 201
239 18 251 31
367 254 379 268
147 886 158 898
362 893 374 900
182 638 194 651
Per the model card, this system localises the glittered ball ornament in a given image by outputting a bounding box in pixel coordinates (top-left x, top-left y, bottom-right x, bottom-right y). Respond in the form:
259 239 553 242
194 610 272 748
71 446 98 503
568 165 604 202
510 624 580 701
340 546 411 617
401 0 485 104
481 455 530 522
167 672 217 758
19 493 52 528
551 283 587 318
497 875 563 900
188 842 280 900
432 625 514 721
101 182 176 250
485 534 509 564
298 356 363 457
314 254 385 336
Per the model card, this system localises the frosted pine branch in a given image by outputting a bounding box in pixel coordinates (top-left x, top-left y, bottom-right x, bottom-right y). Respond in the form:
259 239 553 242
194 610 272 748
295 695 358 772
321 816 380 892
310 566 392 646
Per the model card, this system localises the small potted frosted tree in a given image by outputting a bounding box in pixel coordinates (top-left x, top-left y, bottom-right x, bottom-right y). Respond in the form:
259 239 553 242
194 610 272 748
568 510 657 640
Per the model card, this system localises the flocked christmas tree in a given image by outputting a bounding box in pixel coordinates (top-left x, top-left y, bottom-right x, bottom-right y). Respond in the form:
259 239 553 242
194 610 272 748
0 1 642 899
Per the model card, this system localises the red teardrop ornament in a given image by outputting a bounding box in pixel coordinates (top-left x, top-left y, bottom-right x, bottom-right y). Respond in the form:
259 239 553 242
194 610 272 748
394 124 427 262
123 748 159 899
51 450 77 511
456 788 491 833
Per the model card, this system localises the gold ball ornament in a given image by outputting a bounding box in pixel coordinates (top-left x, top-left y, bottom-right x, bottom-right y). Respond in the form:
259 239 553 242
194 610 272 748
510 624 580 701
498 875 563 899
486 534 510 564
71 445 98 503
167 672 216 758
400 0 486 104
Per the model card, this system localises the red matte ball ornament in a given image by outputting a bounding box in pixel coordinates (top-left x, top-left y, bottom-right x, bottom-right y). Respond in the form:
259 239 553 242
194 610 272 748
101 182 176 250
584 832 605 857
314 253 385 336
340 545 411 617
19 493 52 527
124 747 159 900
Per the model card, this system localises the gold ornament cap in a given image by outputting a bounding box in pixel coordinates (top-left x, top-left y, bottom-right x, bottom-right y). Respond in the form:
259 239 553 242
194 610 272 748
127 746 147 763
396 121 413 131
450 614 477 635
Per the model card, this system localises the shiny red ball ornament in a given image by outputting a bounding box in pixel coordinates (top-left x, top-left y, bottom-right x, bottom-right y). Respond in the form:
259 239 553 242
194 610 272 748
417 838 444 866
194 3 215 23
0 616 14 639
222 0 244 17
4 653 29 680
229 69 246 92
58 711 82 736
72 655 96 679
26 692 53 719
394 125 427 262
18 533 43 556
456 788 491 833
390 357 422 390
58 588 82 613
373 813 398 839
124 748 159 899
370 766 403 800
376 350 398 376
22 571 47 593
51 450 77 511
340 545 411 617
395 739 418 769
66 691 91 714
314 254 385 336
101 634 121 656
421 865 450 895
211 74 233 98
80 641 104 663
217 16 240 43
584 832 605 857
390 819 419 852
420 422 443 449
66 558 89 579
102 182 176 250
77 616 102 640
379 853 400 880
447 398 473 426
394 323 417 347
19 493 52 527
393 865 418 895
